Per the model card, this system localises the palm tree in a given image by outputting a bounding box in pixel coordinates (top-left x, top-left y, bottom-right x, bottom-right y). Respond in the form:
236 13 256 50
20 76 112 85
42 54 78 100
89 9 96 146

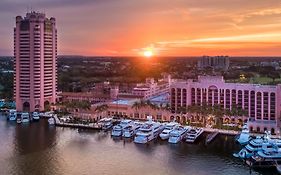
95 104 108 113
163 103 171 111
132 101 141 110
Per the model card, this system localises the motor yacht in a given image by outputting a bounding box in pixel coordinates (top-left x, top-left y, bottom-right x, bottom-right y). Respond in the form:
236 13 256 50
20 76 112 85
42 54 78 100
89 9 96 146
21 112 30 123
40 111 54 118
134 117 164 144
248 142 281 168
16 116 22 124
32 112 40 121
168 126 190 144
159 122 179 140
111 124 123 137
99 118 113 130
122 122 142 138
112 119 134 136
48 117 55 125
234 132 273 159
236 124 251 145
8 109 17 121
185 127 204 143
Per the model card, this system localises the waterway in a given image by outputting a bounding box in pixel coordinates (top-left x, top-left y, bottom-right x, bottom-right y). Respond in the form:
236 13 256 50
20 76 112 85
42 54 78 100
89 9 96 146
0 115 277 175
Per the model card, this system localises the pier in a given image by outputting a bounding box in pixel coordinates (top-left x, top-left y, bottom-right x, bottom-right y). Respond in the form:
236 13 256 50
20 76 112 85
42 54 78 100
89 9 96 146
205 131 219 144
202 128 238 136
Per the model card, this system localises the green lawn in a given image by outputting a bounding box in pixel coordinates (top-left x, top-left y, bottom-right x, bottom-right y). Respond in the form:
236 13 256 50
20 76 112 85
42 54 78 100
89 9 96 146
227 74 281 85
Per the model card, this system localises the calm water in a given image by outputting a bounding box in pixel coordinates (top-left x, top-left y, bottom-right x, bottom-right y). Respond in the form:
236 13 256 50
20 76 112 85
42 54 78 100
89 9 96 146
0 115 277 175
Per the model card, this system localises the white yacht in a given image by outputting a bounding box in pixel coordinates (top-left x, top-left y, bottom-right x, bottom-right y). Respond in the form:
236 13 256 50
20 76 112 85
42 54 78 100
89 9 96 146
159 122 179 140
48 117 55 125
111 124 123 137
16 116 22 124
32 112 40 121
236 132 281 160
249 143 281 168
21 112 30 123
134 117 164 144
236 124 251 145
168 126 190 144
99 118 113 130
122 122 142 138
119 119 133 127
185 127 204 143
40 111 54 118
8 109 17 121
111 119 134 136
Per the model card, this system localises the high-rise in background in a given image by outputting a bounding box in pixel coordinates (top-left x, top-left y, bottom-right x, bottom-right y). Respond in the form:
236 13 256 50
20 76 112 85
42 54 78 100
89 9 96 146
14 12 57 112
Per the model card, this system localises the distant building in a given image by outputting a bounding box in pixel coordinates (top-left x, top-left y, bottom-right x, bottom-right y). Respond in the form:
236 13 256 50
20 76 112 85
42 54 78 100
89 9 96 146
60 92 110 104
171 76 281 134
197 56 229 70
131 74 172 99
14 12 57 112
61 81 119 103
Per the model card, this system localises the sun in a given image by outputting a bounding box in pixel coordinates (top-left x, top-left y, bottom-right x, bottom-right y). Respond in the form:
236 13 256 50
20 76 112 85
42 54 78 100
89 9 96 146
143 50 153 58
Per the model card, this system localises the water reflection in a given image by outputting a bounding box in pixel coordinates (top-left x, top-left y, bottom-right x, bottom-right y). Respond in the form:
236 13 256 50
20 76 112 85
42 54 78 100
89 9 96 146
0 115 277 175
13 119 60 175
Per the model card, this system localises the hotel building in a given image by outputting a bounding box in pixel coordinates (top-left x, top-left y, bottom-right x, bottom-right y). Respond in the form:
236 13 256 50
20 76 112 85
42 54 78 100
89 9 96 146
131 74 172 99
14 12 57 112
171 76 281 134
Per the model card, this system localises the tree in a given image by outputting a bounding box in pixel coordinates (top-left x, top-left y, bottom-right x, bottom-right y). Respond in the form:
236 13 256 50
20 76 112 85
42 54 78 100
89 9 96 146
268 72 280 82
95 104 108 113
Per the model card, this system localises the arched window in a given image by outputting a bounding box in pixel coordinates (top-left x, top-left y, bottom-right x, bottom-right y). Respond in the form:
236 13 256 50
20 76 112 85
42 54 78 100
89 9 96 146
23 102 30 112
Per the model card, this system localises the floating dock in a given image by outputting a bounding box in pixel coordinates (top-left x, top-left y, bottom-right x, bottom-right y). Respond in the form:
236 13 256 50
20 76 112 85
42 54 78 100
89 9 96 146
205 131 219 144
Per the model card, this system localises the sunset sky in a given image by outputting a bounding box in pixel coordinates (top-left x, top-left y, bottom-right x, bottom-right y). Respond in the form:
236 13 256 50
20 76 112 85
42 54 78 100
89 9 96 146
1 0 281 56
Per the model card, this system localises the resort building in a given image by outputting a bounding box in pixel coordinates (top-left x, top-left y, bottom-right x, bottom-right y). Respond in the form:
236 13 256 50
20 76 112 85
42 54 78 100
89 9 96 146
171 76 281 134
14 12 57 112
60 92 111 104
131 74 172 99
60 82 119 104
197 56 229 70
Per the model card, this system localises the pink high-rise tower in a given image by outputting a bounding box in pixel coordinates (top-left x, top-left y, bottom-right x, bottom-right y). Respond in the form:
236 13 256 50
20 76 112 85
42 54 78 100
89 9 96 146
14 12 57 112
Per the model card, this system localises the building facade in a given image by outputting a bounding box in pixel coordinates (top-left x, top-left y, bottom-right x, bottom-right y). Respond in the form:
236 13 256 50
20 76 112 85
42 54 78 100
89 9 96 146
171 76 281 134
14 12 57 112
132 74 172 99
197 56 229 70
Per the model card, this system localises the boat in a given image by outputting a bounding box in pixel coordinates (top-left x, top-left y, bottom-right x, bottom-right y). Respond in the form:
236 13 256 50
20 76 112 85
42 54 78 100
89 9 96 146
159 122 179 140
168 126 190 144
122 122 142 138
99 118 113 130
248 142 281 168
185 127 204 143
8 109 17 121
236 124 251 145
111 124 123 137
16 117 22 124
48 117 55 125
234 131 273 159
134 116 164 144
40 111 54 118
32 112 40 121
21 112 30 123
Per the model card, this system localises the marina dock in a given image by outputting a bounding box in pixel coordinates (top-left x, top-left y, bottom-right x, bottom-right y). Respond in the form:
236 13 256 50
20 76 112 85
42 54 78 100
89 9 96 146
202 128 238 136
205 131 219 144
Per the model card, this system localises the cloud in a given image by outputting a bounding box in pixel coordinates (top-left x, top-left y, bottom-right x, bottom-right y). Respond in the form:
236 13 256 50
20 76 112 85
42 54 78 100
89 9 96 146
1 0 281 56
